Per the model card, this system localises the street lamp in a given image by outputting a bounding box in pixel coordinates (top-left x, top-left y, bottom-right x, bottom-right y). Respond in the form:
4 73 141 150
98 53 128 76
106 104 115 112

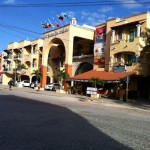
123 72 129 102
14 60 18 86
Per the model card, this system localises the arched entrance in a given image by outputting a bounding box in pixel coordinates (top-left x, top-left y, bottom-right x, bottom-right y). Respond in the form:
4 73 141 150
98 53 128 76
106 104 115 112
21 75 30 81
75 62 93 75
41 38 66 88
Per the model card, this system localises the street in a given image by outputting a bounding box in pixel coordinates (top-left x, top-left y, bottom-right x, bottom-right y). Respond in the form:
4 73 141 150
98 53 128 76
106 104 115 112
0 88 150 150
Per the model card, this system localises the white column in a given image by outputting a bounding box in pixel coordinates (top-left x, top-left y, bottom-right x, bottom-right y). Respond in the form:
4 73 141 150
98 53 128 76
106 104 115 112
112 30 115 43
71 80 74 87
31 45 33 54
136 24 141 38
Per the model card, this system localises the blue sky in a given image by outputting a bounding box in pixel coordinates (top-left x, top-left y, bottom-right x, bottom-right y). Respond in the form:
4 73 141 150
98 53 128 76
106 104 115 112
0 0 150 53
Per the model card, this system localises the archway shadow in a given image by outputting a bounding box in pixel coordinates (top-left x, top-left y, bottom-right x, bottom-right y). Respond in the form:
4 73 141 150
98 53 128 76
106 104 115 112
0 95 131 150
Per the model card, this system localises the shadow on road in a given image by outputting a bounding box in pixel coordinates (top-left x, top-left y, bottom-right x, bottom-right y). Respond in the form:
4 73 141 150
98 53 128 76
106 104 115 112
0 95 131 150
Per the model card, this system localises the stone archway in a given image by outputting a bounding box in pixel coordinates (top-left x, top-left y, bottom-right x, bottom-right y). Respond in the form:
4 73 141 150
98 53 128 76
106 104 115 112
75 62 93 76
41 38 66 88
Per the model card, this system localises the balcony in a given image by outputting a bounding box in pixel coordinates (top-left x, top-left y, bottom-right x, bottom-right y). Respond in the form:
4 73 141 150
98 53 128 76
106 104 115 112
24 54 31 62
14 55 22 61
111 37 145 54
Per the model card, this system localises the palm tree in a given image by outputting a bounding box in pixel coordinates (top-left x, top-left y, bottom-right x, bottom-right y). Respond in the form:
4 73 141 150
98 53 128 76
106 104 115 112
15 63 27 82
89 77 104 88
55 69 69 88
31 69 42 83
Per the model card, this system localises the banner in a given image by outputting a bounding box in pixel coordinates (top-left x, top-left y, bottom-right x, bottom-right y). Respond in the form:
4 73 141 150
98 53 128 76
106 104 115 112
94 26 106 67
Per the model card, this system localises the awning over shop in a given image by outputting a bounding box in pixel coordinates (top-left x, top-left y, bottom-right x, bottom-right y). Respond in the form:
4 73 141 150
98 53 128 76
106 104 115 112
0 72 5 74
69 70 134 82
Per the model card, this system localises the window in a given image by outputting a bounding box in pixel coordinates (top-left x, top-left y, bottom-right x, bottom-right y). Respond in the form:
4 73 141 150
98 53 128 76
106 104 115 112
118 31 122 40
117 53 121 63
129 29 137 42
125 54 136 66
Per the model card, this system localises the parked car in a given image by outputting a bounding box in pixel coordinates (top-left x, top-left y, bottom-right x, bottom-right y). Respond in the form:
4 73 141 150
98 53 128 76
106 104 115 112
44 83 61 91
17 80 30 87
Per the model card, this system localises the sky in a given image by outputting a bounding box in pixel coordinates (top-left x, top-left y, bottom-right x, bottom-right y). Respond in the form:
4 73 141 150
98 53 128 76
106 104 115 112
0 0 150 53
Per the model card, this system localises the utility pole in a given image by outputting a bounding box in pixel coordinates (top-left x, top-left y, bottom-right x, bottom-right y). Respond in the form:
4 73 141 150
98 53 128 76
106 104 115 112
124 72 129 102
14 61 17 86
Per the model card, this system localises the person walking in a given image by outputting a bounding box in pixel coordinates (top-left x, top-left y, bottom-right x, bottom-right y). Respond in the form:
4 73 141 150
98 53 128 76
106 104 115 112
8 79 13 90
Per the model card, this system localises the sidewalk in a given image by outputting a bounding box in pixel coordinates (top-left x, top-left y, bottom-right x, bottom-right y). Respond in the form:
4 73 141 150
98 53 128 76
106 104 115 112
0 85 150 111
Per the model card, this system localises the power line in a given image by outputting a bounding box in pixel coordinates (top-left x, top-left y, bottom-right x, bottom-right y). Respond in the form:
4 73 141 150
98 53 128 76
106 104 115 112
0 22 42 35
0 1 150 7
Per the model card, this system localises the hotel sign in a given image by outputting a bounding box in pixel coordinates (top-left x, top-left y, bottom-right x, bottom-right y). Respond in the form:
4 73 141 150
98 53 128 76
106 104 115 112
113 65 126 72
43 28 69 39
86 87 97 95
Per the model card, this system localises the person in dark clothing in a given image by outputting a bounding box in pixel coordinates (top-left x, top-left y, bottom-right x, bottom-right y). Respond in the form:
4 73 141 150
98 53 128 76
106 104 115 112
8 79 13 90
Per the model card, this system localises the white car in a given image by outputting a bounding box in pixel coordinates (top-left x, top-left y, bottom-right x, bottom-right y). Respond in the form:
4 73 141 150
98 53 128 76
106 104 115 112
17 80 30 87
44 83 61 91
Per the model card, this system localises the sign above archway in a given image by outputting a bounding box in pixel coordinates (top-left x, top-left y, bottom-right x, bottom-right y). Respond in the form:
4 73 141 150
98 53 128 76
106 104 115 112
43 27 69 39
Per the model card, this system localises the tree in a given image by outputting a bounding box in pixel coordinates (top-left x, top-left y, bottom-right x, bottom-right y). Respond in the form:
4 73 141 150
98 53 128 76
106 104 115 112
14 63 27 82
55 69 69 87
31 69 42 82
141 27 150 53
89 77 104 88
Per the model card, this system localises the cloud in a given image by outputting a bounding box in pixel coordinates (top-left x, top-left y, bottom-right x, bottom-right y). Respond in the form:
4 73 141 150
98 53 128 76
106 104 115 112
81 11 105 19
98 6 113 12
118 0 142 9
3 0 15 4
80 10 106 26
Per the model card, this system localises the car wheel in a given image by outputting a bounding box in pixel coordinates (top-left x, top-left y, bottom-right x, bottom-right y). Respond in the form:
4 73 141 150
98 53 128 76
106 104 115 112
52 87 55 91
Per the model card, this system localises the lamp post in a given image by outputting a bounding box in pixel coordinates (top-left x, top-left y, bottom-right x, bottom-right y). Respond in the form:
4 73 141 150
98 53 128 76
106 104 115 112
14 60 18 86
124 72 129 102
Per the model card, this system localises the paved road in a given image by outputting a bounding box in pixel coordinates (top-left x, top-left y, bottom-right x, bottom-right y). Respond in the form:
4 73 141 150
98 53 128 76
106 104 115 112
0 87 150 150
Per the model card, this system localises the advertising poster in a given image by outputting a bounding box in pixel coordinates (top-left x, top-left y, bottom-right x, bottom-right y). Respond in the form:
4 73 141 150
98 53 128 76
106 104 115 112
94 26 106 67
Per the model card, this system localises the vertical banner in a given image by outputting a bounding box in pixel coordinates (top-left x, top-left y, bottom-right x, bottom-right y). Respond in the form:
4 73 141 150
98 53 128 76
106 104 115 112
94 26 106 67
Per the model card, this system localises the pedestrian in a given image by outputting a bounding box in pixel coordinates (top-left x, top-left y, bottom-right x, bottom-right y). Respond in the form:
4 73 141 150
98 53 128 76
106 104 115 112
8 79 13 90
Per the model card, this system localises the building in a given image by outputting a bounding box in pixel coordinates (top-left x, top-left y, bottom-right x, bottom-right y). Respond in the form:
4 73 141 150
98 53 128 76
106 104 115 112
1 12 150 98
0 54 2 83
1 19 95 87
72 12 150 99
2 39 43 85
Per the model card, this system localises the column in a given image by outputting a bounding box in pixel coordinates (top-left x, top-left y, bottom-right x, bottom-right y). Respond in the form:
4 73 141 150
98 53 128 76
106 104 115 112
31 45 33 54
40 65 47 89
136 24 141 38
112 30 115 43
65 64 72 77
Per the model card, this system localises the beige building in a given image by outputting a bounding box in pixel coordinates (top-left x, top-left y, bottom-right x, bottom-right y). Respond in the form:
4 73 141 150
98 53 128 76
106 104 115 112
91 12 150 98
1 19 95 87
2 39 43 85
1 12 150 98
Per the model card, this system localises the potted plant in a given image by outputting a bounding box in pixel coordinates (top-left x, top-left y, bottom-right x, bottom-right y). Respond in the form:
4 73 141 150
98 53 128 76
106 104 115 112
54 69 69 94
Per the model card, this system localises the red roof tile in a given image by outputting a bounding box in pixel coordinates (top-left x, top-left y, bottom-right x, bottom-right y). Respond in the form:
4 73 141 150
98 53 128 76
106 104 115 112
71 70 134 81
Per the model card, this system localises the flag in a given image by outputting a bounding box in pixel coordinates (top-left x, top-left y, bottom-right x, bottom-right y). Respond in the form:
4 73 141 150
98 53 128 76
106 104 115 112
52 17 60 28
63 13 70 18
48 19 54 28
56 23 60 27
58 15 64 21
42 23 49 28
